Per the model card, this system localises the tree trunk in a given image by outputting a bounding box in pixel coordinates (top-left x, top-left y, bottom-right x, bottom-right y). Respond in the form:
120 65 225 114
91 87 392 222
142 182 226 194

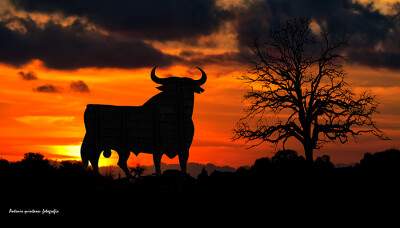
303 143 314 163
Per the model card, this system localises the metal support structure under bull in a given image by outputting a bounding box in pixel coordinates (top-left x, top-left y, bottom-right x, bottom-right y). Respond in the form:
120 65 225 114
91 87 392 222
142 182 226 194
81 66 207 177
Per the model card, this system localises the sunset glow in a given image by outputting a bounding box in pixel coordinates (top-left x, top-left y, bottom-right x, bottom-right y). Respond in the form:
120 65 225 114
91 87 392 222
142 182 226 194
1 0 400 168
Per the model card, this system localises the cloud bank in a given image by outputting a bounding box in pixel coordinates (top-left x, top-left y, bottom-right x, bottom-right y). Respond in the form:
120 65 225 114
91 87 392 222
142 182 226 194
10 0 231 41
0 15 180 69
234 0 400 70
1 0 400 70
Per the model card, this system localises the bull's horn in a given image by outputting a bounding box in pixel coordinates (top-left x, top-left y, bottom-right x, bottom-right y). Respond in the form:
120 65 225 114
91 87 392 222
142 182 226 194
151 66 167 84
195 67 207 85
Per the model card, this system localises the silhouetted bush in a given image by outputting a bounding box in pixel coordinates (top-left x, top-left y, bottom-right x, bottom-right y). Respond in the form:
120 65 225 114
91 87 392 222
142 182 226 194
272 149 299 162
22 152 50 166
0 157 9 167
23 152 45 161
271 149 307 169
197 167 208 182
251 157 271 173
359 149 400 169
60 160 84 170
15 153 53 176
58 160 88 179
314 155 335 169
130 163 146 179
251 150 335 172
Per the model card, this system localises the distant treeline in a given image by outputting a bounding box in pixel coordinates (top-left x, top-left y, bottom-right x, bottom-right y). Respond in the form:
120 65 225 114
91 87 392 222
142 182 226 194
1 149 399 220
1 148 399 181
2 148 399 172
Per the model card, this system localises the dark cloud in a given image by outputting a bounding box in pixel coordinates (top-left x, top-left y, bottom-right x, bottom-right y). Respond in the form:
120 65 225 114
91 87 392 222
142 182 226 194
0 15 180 70
18 71 38 80
185 51 248 67
70 80 90 93
179 50 204 57
350 51 400 70
234 0 400 70
235 0 391 46
4 0 400 71
33 84 61 93
10 0 231 41
178 49 250 66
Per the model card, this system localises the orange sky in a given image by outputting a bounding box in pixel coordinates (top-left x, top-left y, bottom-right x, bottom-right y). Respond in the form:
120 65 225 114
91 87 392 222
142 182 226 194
1 60 399 168
1 0 400 168
0 61 257 167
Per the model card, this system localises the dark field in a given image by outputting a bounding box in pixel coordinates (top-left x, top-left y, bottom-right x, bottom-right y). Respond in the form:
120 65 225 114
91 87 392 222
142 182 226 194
1 149 399 225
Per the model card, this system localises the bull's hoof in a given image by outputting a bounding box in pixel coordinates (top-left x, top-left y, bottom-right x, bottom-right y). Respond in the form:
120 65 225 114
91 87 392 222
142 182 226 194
151 171 161 176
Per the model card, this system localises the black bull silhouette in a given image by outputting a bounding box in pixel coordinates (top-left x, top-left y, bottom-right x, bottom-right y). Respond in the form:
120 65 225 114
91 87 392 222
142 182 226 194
81 66 207 177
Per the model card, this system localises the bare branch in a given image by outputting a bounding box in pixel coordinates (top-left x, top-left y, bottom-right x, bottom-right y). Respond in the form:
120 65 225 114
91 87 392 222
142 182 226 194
233 17 388 161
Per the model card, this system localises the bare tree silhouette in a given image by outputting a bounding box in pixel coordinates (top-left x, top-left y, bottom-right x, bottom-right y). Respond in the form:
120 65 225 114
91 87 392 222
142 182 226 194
233 18 388 162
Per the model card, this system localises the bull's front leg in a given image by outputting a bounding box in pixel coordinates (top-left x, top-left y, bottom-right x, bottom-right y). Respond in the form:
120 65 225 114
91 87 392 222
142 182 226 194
117 150 133 178
153 153 162 175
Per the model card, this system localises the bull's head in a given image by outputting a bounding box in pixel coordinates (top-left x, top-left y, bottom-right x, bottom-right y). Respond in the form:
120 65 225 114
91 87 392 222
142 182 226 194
151 66 207 94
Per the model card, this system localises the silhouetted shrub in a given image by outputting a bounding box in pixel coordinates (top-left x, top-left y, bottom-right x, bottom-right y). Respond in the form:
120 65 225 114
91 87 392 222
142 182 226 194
272 150 299 161
131 163 146 179
0 157 9 167
58 160 87 179
60 160 84 170
18 152 52 173
251 157 271 173
197 167 208 182
359 149 400 169
271 150 307 169
235 166 249 174
23 152 45 161
314 155 334 169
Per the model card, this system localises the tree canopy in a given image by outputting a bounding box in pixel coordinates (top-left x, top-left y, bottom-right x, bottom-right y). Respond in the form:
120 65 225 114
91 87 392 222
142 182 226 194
233 18 388 161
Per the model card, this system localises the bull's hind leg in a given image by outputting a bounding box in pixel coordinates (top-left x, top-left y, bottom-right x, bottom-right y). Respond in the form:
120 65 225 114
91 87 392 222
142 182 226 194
153 153 162 175
90 147 102 173
179 151 189 173
90 158 99 174
117 150 133 178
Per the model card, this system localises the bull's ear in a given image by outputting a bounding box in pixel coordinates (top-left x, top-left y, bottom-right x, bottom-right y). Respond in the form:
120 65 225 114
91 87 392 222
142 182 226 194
156 85 175 91
156 85 166 91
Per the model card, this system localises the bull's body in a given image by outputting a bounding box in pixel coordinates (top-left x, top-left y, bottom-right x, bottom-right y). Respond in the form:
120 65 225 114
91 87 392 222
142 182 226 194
81 67 206 176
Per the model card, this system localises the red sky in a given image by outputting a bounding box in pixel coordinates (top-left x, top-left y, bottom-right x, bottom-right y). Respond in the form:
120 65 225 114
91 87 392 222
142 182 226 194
0 0 400 168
